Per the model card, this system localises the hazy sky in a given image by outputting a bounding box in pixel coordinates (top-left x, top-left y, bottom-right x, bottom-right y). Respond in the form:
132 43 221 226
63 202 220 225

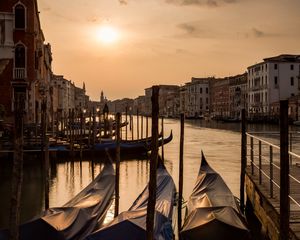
38 0 300 100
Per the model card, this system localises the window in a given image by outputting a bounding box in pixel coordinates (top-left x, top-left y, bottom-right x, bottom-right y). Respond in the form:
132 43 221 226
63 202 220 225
291 77 294 86
200 87 202 94
15 44 25 68
274 76 278 85
206 87 208 94
274 64 278 70
291 64 294 70
15 4 26 29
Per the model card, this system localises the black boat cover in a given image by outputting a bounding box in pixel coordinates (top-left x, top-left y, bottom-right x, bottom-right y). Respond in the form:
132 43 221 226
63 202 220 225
0 163 115 240
93 131 173 155
180 152 249 240
87 166 176 240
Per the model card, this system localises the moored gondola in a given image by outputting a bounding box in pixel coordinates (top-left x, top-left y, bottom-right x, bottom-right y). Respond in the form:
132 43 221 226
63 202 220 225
0 163 115 240
180 152 249 240
92 130 173 155
87 164 176 240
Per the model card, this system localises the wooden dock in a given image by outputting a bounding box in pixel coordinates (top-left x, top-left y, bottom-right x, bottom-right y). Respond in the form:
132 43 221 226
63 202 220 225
245 165 300 240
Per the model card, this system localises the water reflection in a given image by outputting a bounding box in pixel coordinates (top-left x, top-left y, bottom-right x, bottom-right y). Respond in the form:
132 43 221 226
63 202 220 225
1 117 300 230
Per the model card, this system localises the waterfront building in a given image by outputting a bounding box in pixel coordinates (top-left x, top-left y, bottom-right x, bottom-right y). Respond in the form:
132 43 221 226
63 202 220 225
247 54 300 119
107 98 134 114
0 0 52 124
51 75 75 114
144 85 180 116
210 77 230 119
228 73 248 119
133 95 146 115
184 77 210 118
75 83 87 111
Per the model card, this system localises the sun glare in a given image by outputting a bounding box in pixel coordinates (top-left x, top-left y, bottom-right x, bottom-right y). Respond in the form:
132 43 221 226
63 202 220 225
96 26 119 44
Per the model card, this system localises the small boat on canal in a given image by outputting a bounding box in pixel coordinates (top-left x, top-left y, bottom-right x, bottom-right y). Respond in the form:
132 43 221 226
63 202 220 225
87 163 176 240
92 130 173 155
180 152 249 240
0 163 115 240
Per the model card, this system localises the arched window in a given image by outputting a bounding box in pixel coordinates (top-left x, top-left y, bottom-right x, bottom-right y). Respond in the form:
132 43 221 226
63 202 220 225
15 4 25 29
15 44 25 68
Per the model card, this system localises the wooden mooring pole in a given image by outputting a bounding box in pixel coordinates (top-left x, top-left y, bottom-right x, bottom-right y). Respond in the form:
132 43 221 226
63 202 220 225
80 110 83 158
178 113 185 238
280 100 289 240
161 116 164 163
44 135 50 210
240 109 246 213
9 91 25 240
41 99 49 209
92 107 96 148
125 106 128 140
141 115 144 139
137 109 139 139
131 115 134 140
146 86 159 240
114 112 121 217
146 116 149 139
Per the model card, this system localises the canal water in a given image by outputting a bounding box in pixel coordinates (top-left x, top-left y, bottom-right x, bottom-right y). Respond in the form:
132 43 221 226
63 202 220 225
1 117 300 233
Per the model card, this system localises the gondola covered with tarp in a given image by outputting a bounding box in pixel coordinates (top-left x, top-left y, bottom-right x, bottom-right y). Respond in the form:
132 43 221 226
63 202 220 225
180 152 249 240
87 165 176 240
93 131 173 155
0 163 115 240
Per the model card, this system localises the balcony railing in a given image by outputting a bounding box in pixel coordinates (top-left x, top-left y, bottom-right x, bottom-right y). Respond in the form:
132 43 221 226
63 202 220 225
13 68 27 79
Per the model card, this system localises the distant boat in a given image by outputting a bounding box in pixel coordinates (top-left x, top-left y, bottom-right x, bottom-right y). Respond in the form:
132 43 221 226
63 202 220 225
180 152 249 240
0 163 115 240
222 117 241 123
87 164 176 240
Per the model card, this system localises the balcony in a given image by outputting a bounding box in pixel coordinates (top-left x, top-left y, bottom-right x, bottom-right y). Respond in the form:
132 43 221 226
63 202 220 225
13 68 27 79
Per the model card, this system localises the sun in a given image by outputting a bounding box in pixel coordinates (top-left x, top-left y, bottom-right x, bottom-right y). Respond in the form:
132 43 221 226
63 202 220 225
96 26 119 44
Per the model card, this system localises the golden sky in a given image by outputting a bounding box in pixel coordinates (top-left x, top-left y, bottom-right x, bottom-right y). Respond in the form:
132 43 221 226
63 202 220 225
38 0 300 100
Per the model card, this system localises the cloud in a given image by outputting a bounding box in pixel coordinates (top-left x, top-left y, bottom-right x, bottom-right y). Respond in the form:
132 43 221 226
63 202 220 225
252 28 265 37
87 16 99 23
177 22 214 38
165 0 237 7
118 0 128 5
248 28 280 38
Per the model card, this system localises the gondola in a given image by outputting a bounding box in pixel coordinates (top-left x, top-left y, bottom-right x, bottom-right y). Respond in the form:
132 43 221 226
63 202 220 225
180 152 249 240
87 164 176 240
92 130 173 155
0 163 115 240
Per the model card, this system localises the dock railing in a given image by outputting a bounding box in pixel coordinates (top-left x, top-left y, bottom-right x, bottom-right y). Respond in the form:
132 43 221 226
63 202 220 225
242 100 299 239
246 131 300 206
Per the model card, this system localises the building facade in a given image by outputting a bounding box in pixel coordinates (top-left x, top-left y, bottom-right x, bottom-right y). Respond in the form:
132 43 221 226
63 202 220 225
144 85 180 116
0 0 52 123
248 54 300 119
229 73 247 119
51 74 75 114
210 78 230 119
184 77 210 118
